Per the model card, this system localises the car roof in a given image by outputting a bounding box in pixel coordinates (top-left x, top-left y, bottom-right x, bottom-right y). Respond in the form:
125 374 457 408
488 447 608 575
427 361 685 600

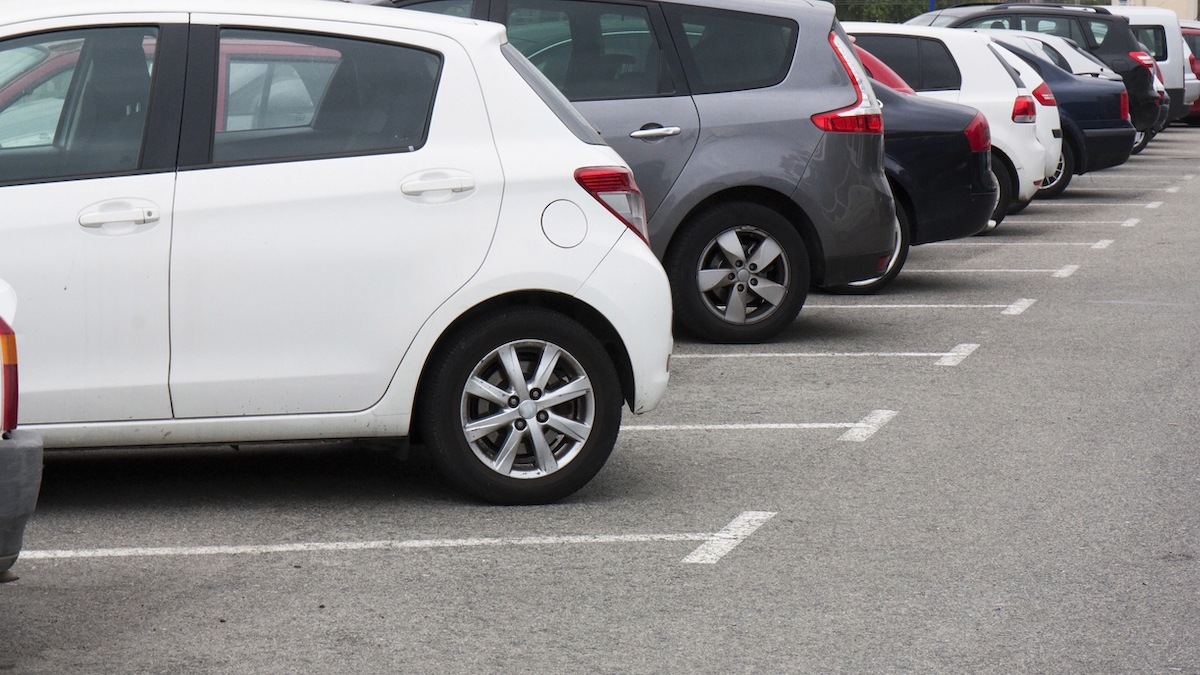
0 0 506 46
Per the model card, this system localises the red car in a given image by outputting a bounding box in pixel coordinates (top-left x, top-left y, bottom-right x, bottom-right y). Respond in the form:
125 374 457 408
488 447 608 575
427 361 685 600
1181 21 1200 124
0 278 42 584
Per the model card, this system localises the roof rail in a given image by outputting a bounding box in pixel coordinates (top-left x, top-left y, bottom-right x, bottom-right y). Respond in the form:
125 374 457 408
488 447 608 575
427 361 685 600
992 3 1111 14
948 2 1000 8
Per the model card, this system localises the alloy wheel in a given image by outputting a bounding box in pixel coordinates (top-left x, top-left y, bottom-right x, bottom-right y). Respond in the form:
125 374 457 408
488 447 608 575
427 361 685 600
695 226 790 325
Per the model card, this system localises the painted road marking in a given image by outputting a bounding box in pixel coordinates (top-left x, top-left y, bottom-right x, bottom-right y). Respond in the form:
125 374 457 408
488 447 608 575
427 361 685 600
904 266 1078 277
1165 186 1180 193
1032 202 1153 207
1123 219 1140 227
1092 239 1114 249
672 343 980 366
1146 201 1163 209
1052 265 1080 278
1011 220 1125 224
807 299 1035 315
623 410 899 442
682 511 776 564
929 240 1111 248
25 513 779 566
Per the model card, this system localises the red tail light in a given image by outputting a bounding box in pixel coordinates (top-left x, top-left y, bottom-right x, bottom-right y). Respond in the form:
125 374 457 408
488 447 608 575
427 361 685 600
964 111 991 152
1119 89 1130 121
1012 95 1037 123
1130 51 1156 70
575 166 649 244
0 317 16 434
813 31 884 134
1032 82 1056 106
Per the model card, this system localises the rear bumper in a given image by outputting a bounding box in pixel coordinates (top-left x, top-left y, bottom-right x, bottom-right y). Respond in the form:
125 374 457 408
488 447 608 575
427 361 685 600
0 430 43 574
823 249 895 287
1167 87 1188 121
910 150 996 245
1080 125 1136 173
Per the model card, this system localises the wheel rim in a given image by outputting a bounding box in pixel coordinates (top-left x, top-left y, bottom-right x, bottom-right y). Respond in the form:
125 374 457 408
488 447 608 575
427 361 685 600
846 216 902 287
695 226 790 325
1041 152 1066 191
459 339 594 479
1134 130 1145 146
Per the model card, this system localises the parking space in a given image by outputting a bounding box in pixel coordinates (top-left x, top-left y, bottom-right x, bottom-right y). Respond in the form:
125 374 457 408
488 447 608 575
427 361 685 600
5 127 1200 673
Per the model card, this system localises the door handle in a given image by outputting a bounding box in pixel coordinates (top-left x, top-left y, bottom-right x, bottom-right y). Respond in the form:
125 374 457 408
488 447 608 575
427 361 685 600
401 176 476 195
629 126 681 139
79 207 160 228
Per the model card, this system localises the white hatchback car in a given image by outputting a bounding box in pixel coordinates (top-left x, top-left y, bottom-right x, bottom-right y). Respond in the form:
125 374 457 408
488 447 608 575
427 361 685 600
0 0 673 504
846 23 1050 225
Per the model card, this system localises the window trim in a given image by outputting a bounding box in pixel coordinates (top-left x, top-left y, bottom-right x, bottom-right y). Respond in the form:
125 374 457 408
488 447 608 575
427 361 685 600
662 2 798 96
916 37 962 92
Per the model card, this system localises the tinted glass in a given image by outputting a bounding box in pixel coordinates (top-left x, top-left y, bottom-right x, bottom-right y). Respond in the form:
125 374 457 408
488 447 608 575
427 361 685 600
0 26 157 185
1185 32 1200 57
1040 43 1071 70
507 0 670 101
1085 19 1110 48
1022 16 1071 38
212 30 440 165
1131 25 1167 61
666 4 796 94
404 0 474 17
919 38 960 90
847 34 919 91
961 16 1014 29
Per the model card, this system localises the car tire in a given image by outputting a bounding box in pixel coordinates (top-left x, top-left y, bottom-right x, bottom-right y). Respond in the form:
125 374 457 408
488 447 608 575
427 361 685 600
987 154 1013 229
1186 117 1200 127
665 202 809 343
1131 129 1153 154
823 200 909 295
1037 142 1075 199
418 308 622 505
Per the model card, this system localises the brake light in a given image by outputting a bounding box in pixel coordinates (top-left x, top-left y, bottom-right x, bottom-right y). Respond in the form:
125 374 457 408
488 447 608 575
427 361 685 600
1119 89 1129 121
1012 95 1037 123
575 167 649 244
0 317 16 434
1032 82 1056 107
1130 51 1156 70
813 31 883 134
964 112 991 152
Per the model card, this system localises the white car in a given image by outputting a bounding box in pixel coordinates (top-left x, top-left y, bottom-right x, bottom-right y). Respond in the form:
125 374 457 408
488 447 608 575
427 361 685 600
1 278 42 583
989 39 1062 189
845 23 1048 225
0 0 673 505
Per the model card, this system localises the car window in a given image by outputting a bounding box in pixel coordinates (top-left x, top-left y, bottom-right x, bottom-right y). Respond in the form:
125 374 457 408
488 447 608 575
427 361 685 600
1185 32 1200 57
1040 42 1071 70
1084 19 1110 48
664 4 796 95
506 0 672 101
1131 25 1167 61
211 30 441 165
961 16 1014 29
1022 16 1070 38
841 34 919 89
919 38 960 90
0 26 158 185
403 0 475 17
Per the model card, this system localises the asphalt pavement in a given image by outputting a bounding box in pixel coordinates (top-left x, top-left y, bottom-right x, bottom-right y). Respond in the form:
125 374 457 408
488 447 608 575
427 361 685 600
4 127 1200 674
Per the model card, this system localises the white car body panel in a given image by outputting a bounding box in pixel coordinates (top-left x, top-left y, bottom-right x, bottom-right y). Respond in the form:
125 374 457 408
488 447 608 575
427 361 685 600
845 23 1046 202
992 41 1062 180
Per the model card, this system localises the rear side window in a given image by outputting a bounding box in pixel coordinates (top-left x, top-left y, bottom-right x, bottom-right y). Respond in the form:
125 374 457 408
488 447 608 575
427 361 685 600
1131 25 1167 61
919 38 960 90
850 34 958 92
506 0 675 101
960 16 1015 29
1040 43 1071 70
403 0 475 18
1084 19 1111 48
0 26 159 186
664 4 796 94
1185 32 1200 56
211 30 441 165
1019 15 1087 44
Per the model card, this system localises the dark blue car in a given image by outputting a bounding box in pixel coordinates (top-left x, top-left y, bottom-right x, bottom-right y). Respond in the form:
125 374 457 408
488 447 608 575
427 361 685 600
991 36 1136 197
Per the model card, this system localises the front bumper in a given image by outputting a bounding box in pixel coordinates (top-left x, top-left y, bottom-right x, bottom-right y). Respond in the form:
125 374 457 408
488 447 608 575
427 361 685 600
1 430 43 575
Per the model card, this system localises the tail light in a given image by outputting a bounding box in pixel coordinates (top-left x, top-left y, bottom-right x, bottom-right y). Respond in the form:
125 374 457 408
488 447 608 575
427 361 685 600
1012 95 1037 123
1119 89 1130 121
0 316 16 434
1032 82 1056 106
812 31 884 134
575 167 649 244
964 111 991 152
1130 51 1156 70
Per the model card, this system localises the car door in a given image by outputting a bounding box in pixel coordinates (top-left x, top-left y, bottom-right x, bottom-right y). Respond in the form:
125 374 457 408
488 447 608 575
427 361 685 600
0 20 185 424
168 20 504 418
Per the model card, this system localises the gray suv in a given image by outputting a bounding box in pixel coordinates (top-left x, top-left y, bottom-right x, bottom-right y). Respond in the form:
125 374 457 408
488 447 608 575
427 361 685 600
376 0 896 342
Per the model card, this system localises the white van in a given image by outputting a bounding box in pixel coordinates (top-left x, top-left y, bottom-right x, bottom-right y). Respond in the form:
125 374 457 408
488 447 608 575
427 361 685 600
1108 6 1188 121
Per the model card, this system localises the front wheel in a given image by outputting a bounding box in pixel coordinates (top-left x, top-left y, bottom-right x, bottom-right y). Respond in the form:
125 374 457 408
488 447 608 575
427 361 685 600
1037 142 1075 199
419 308 623 505
665 202 809 343
824 202 909 295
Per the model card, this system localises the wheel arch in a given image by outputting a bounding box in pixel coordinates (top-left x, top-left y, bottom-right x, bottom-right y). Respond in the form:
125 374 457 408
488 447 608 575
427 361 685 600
990 147 1019 194
410 290 635 442
884 171 917 244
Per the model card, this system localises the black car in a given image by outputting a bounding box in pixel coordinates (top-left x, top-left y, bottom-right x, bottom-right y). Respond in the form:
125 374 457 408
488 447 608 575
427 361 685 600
907 4 1160 132
990 37 1135 197
831 77 998 293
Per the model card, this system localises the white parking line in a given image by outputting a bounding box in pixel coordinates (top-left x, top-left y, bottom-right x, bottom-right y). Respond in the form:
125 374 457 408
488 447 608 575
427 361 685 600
672 343 980 366
1146 201 1163 209
1011 220 1126 224
24 513 779 566
1165 186 1180 193
623 409 899 442
935 343 979 366
682 511 776 564
1032 202 1152 206
1052 264 1080 278
929 240 1111 248
806 299 1035 315
1092 239 1114 249
903 265 1078 277
1123 219 1141 227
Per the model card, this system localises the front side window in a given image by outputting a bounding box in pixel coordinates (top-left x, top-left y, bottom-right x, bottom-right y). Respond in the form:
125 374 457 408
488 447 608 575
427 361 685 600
665 4 796 94
506 0 673 101
0 26 158 185
212 29 441 165
1131 25 1167 61
961 16 1014 29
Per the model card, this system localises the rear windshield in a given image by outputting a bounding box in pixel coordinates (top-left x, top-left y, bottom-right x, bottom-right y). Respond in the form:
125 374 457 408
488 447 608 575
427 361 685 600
501 42 604 145
1131 25 1168 61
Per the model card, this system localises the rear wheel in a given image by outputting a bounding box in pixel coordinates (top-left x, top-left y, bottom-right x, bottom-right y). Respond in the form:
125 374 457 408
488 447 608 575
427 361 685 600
665 202 809 343
1132 130 1153 154
987 153 1013 229
419 309 622 505
824 200 909 295
1037 142 1075 199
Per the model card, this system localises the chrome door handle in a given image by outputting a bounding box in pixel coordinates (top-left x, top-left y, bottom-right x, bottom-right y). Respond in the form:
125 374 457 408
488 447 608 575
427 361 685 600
629 126 681 139
401 176 476 195
78 207 160 228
